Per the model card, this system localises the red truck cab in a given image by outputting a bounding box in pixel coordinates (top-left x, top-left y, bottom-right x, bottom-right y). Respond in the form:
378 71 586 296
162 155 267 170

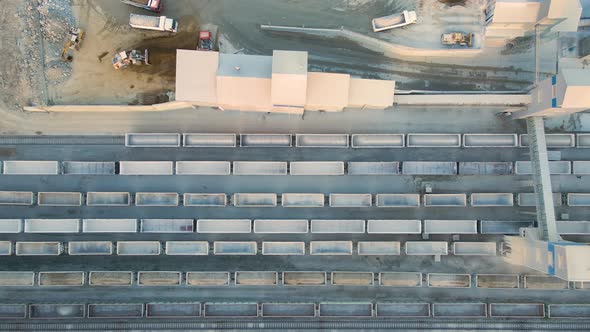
198 30 213 51
148 0 161 12
121 0 162 13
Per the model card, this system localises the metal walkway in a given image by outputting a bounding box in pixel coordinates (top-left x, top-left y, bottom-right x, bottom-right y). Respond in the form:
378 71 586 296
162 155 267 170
526 117 559 242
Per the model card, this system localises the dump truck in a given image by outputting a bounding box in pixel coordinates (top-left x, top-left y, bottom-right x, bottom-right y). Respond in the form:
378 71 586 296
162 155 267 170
129 14 178 32
112 50 149 70
372 10 417 32
441 32 474 47
197 30 213 51
61 28 84 62
121 0 162 12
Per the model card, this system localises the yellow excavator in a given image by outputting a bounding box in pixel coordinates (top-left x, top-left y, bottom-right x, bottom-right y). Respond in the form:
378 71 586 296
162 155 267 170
61 28 85 62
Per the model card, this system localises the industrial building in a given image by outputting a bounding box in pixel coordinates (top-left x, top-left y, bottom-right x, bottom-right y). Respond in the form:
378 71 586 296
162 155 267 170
175 49 395 114
514 68 590 118
485 0 582 38
3 0 590 329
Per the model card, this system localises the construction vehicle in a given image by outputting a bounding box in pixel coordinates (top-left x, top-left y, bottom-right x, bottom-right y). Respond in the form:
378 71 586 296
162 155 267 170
441 32 474 47
129 14 178 32
120 0 162 12
372 10 417 32
112 49 149 70
60 28 85 62
197 30 213 51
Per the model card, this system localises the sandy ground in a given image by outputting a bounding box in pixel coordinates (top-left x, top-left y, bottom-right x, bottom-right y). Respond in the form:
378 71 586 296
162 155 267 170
1 0 542 108
49 0 201 105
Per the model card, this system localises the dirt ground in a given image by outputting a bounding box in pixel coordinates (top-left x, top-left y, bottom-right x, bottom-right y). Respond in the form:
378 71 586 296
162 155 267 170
0 0 584 135
345 0 486 49
1 0 534 110
50 0 204 105
0 1 46 111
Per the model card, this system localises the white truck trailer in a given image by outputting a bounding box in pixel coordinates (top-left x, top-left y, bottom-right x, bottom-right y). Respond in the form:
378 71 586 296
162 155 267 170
372 10 417 32
129 14 178 33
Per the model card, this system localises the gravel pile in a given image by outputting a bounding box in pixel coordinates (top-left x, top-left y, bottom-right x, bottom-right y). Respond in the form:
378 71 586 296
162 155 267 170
14 1 45 106
37 0 77 86
37 0 76 44
10 0 77 108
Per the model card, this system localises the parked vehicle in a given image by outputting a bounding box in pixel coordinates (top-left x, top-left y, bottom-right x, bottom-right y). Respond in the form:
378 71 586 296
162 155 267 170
197 30 213 51
60 28 84 62
120 0 162 12
129 14 178 33
112 49 150 70
372 10 417 32
441 32 474 47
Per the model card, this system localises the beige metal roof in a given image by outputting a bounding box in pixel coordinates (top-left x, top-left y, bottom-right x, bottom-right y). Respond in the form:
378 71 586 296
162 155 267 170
348 78 395 108
557 69 590 108
560 69 590 86
216 76 272 111
272 50 308 75
491 1 542 23
562 86 590 108
175 50 218 104
305 72 350 111
533 77 554 110
175 49 395 112
553 244 590 281
545 0 583 32
272 74 307 107
218 53 272 78
271 50 308 107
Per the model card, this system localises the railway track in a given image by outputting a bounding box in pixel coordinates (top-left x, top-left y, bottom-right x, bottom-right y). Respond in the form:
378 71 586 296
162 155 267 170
3 318 590 331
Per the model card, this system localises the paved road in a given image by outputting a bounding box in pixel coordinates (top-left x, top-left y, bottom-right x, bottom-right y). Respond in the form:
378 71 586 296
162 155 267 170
1 106 522 136
93 0 535 92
